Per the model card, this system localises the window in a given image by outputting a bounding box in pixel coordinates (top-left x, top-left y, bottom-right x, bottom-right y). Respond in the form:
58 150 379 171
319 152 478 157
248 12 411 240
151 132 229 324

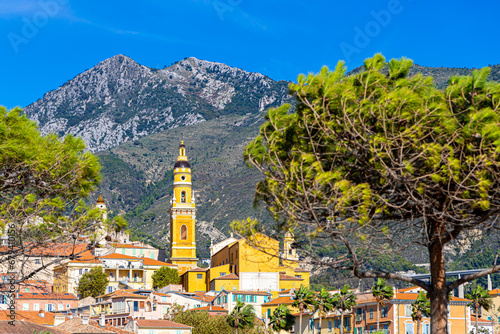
381 306 388 318
220 272 226 277
163 306 168 314
309 318 314 330
246 295 251 302
22 304 29 311
197 274 203 279
233 295 236 302
33 304 39 311
253 295 257 303
79 269 82 275
369 307 373 319
405 323 414 334
134 301 139 312
148 330 154 334
58 304 64 311
317 321 320 330
162 296 167 302
66 304 70 309
34 258 41 264
295 275 302 278
405 304 412 317
328 321 332 332
122 249 125 254
24 287 30 292
224 295 227 303
176 331 182 334
181 225 187 240
267 309 271 318
264 296 268 303
46 304 54 311
133 249 136 255
181 175 186 181
422 324 430 334
181 191 186 203
217 297 221 304
140 249 143 256
151 253 155 259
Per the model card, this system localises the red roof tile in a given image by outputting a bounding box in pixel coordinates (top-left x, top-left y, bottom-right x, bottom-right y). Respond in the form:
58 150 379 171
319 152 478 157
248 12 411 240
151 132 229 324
141 258 176 267
263 296 295 306
0 310 61 326
99 253 141 260
279 274 304 281
214 273 239 280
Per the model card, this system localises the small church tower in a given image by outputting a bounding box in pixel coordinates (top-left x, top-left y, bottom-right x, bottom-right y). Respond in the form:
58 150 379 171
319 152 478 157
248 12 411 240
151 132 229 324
282 231 299 268
168 141 198 274
96 194 107 221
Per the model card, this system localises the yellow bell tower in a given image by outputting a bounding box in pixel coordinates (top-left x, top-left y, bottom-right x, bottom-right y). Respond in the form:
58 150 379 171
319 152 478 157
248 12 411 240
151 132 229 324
168 141 198 274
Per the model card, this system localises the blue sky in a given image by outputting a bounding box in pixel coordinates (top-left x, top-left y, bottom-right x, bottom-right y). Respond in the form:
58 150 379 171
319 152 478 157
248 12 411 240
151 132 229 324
1 0 500 109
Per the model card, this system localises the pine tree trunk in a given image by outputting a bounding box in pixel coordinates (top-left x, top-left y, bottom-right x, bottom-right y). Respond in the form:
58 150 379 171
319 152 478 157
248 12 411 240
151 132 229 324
376 302 380 331
428 223 449 334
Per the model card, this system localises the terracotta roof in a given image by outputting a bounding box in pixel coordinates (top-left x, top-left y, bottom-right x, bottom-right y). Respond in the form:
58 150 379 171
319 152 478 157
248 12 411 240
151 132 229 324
263 296 295 306
194 292 217 302
96 289 139 299
135 320 193 329
68 251 101 264
108 290 147 299
471 316 494 324
0 310 60 326
89 320 134 334
189 306 228 312
26 243 90 257
187 267 209 272
55 317 114 333
214 273 239 280
142 258 176 267
0 320 70 334
280 274 304 281
292 311 314 316
489 289 500 295
99 253 141 260
294 268 309 272
16 292 77 300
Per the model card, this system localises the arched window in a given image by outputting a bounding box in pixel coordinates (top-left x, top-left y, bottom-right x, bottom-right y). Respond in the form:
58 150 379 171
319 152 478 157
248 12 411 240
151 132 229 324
180 225 187 240
181 191 186 203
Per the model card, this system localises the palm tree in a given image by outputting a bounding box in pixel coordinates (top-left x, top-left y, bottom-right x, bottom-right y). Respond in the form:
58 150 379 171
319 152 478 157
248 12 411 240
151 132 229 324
371 278 394 331
332 285 357 334
315 288 334 333
466 285 493 334
269 304 295 333
411 291 430 334
227 300 255 334
292 286 316 334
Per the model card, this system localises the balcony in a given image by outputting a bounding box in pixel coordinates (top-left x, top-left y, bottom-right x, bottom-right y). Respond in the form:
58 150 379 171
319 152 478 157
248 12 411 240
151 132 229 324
108 277 145 283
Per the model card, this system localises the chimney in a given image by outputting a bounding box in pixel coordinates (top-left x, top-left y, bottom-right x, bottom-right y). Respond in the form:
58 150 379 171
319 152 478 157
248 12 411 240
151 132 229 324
209 304 212 311
54 315 66 326
99 313 105 327
68 312 73 319
81 314 89 325
38 310 45 318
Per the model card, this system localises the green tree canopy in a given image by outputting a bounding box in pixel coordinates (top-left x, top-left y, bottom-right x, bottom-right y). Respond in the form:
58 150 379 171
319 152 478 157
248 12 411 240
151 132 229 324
152 266 180 289
77 266 109 298
227 301 255 334
372 278 394 330
174 311 233 334
241 54 500 334
0 106 101 284
269 304 295 333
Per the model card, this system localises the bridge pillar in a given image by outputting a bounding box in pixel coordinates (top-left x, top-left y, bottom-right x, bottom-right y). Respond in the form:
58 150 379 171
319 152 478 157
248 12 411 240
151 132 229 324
458 274 464 298
488 274 492 290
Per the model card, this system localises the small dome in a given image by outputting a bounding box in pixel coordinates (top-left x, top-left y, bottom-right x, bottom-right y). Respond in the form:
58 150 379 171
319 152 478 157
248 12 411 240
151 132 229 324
174 160 191 168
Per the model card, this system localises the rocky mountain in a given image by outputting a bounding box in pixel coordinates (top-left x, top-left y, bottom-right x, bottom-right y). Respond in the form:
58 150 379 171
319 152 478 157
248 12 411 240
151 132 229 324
25 55 291 152
23 55 500 261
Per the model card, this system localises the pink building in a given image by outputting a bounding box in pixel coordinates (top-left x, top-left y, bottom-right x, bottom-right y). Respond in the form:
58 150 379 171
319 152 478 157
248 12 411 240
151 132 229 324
15 292 78 312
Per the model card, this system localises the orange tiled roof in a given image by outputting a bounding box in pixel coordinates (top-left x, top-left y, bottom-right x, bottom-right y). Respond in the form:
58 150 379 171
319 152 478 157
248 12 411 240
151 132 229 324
214 273 239 280
135 320 193 329
280 273 304 281
99 253 141 260
0 310 61 326
96 289 139 299
194 292 217 302
0 320 69 334
16 292 77 300
489 289 500 295
108 290 147 299
141 258 176 266
263 296 296 306
471 316 493 324
226 290 271 296
294 268 309 272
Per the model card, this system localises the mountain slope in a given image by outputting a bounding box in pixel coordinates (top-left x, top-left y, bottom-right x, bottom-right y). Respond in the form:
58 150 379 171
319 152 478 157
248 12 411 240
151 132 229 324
25 55 291 152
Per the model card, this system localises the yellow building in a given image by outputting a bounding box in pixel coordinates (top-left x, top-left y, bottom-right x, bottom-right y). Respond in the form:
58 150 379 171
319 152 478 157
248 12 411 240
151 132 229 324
181 232 310 293
168 142 198 275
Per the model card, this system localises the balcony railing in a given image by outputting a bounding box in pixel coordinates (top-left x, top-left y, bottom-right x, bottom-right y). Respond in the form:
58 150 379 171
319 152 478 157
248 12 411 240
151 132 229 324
365 330 390 334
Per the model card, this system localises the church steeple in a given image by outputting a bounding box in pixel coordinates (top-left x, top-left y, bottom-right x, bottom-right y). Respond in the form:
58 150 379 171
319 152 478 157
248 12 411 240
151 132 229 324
168 141 198 274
